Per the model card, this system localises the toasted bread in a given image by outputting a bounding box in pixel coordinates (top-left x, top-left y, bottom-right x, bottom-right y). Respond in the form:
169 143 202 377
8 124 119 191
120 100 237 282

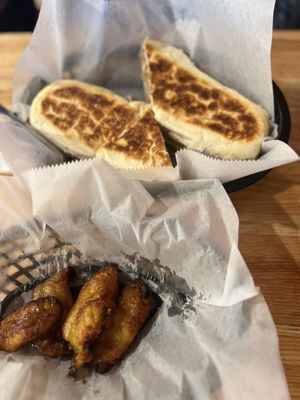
141 39 270 160
97 101 171 168
30 80 171 168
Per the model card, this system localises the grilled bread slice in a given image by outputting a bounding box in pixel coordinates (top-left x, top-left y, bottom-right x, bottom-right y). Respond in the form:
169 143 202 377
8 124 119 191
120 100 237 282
141 39 270 160
30 80 171 168
96 101 172 169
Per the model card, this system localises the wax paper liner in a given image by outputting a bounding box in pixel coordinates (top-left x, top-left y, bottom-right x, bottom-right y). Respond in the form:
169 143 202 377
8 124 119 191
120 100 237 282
5 0 297 183
0 158 290 399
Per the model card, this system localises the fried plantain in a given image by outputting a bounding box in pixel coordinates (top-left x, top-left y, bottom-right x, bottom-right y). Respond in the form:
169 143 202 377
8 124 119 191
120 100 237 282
63 265 119 373
31 270 74 357
31 332 71 357
32 270 73 318
0 297 61 352
93 281 157 373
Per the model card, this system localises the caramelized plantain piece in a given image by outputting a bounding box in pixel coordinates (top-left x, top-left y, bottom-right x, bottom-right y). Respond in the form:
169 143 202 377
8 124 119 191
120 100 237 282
32 270 73 318
31 332 70 357
63 265 119 373
0 297 61 352
94 281 157 373
31 270 74 357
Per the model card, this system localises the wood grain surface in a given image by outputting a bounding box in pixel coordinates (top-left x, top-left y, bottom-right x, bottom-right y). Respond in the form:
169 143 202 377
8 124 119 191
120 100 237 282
0 31 299 398
231 30 300 400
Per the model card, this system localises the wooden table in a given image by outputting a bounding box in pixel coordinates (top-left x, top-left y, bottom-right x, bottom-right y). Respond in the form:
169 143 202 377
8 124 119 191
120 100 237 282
0 31 299 398
231 31 300 399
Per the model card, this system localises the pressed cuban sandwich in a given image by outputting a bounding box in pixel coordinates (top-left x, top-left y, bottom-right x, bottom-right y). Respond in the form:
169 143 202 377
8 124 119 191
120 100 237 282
30 80 171 169
141 38 270 160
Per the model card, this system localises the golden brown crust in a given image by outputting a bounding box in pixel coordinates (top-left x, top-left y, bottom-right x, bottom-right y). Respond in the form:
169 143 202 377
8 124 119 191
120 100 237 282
98 108 171 167
0 297 62 352
31 80 171 167
63 265 119 372
31 270 74 357
144 42 262 142
93 281 157 372
40 85 137 151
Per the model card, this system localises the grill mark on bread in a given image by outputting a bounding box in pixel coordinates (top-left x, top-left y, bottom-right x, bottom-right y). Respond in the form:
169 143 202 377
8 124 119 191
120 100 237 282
175 70 196 84
186 83 211 100
75 115 96 136
98 109 171 167
208 101 218 111
147 49 260 141
211 89 221 100
238 113 256 124
222 99 245 113
214 113 238 128
149 59 172 73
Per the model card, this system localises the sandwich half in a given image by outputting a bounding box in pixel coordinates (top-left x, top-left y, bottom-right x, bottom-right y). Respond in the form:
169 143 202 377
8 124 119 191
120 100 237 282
97 101 172 169
141 39 270 160
30 80 171 168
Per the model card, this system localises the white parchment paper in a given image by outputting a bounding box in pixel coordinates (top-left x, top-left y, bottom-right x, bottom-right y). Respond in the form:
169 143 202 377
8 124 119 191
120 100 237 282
0 159 290 399
3 0 297 182
0 119 65 180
